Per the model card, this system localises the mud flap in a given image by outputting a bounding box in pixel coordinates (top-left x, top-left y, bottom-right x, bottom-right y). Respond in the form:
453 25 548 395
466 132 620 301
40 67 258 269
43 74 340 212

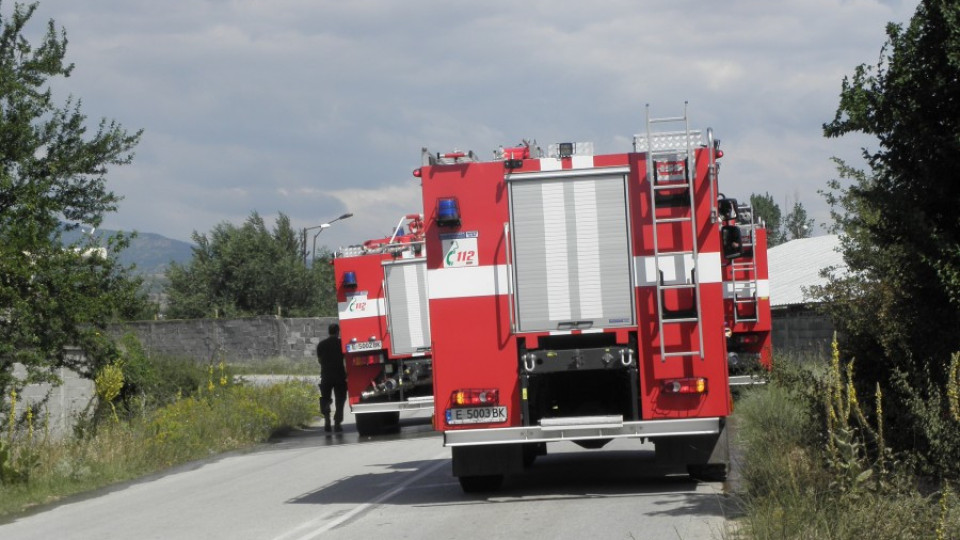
654 420 730 470
452 444 525 477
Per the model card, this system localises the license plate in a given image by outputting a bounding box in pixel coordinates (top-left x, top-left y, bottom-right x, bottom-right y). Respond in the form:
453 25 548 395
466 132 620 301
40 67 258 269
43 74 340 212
346 340 382 353
445 406 508 425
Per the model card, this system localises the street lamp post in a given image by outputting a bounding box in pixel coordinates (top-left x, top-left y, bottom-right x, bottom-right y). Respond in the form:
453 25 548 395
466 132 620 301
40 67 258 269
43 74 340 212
302 212 353 265
311 225 329 262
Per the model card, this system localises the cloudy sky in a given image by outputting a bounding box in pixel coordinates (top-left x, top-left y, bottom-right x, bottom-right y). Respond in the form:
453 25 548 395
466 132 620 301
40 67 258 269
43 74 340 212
23 0 919 251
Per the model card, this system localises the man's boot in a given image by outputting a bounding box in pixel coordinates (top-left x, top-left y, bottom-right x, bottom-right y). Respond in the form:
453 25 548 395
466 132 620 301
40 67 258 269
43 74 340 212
324 418 332 433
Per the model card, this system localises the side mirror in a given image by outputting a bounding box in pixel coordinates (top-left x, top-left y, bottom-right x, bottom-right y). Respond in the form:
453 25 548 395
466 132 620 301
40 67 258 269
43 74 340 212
721 225 743 259
718 198 739 221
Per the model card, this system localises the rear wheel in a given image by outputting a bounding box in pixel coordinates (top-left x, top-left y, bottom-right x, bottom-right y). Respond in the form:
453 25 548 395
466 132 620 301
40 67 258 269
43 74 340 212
355 413 381 436
355 411 401 436
522 443 546 467
380 411 401 434
458 474 504 493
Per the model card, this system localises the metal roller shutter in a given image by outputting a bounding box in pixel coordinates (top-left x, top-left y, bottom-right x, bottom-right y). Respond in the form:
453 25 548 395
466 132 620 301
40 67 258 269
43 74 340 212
508 171 634 333
383 259 431 354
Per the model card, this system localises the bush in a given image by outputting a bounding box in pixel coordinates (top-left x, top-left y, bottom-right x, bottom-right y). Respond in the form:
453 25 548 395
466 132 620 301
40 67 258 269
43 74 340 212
147 381 316 464
114 333 211 410
735 346 960 539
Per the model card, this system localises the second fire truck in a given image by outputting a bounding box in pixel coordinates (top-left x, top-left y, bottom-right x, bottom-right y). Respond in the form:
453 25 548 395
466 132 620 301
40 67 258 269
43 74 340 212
416 106 740 491
333 214 434 436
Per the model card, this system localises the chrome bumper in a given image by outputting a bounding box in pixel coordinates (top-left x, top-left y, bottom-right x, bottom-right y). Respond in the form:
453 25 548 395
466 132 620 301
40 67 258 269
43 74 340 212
729 374 768 386
351 396 435 414
443 416 721 447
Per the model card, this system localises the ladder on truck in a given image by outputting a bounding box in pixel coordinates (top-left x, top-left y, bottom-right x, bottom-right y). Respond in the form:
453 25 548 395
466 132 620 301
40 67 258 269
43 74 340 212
636 103 705 361
730 204 759 324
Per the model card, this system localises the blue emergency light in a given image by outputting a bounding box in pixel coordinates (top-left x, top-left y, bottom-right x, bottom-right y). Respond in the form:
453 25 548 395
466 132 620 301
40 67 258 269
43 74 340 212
436 198 461 227
342 271 358 288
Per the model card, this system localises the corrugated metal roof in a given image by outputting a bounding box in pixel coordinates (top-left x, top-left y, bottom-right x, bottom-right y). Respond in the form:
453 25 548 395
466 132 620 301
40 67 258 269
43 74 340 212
768 234 846 307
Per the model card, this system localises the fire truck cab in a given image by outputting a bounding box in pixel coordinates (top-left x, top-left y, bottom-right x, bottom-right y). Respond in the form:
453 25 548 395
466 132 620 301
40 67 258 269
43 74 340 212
333 214 434 436
418 107 734 492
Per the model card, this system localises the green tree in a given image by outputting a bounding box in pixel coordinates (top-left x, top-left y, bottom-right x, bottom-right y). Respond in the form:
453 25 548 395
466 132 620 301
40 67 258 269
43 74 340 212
749 192 785 246
165 212 335 319
0 3 146 396
782 201 814 241
817 0 960 475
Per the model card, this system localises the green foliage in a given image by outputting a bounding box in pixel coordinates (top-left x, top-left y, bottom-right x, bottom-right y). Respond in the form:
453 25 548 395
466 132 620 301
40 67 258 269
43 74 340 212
816 0 960 476
0 438 24 484
736 349 960 539
887 367 960 478
749 192 785 246
71 335 212 437
148 382 314 463
0 2 147 400
109 333 208 408
782 201 814 241
748 193 812 244
94 361 123 423
164 212 335 319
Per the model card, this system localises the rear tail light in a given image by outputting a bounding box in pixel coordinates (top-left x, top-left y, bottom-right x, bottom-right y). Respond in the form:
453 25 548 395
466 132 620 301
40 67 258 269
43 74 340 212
450 388 499 407
661 377 707 394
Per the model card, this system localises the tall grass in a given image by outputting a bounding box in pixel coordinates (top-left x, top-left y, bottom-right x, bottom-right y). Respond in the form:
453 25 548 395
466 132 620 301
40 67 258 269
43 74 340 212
0 380 317 517
734 343 960 539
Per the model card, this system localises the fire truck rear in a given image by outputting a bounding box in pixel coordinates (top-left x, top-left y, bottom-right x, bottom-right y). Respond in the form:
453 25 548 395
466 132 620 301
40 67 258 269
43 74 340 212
333 214 433 436
417 107 734 492
718 198 773 385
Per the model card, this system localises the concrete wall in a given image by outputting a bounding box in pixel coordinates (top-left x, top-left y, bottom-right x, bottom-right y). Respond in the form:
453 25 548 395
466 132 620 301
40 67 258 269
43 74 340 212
110 316 339 365
771 305 835 358
14 362 95 440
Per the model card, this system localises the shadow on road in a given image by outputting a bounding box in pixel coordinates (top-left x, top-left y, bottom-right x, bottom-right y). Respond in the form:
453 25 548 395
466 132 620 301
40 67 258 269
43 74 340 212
286 446 726 523
267 414 439 450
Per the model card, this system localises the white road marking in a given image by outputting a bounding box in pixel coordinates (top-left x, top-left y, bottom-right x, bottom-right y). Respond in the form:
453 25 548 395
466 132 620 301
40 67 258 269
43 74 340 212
271 452 448 540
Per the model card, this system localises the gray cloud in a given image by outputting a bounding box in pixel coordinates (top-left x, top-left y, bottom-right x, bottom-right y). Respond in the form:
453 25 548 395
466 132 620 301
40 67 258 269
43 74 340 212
27 0 919 247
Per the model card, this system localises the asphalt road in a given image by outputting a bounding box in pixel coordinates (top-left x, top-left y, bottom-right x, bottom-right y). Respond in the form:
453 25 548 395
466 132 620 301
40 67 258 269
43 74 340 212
0 410 734 540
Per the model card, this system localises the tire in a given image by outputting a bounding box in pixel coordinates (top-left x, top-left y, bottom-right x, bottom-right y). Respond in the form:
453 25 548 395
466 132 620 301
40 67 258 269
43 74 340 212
355 413 383 437
458 474 504 493
687 463 728 482
522 443 546 468
381 411 401 434
355 411 401 436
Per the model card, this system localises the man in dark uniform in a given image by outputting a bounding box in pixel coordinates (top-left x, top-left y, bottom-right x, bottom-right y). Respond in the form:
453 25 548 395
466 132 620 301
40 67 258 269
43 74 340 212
317 323 347 432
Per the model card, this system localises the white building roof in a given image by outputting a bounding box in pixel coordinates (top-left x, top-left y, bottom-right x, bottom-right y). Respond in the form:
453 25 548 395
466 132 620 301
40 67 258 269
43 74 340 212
768 234 846 308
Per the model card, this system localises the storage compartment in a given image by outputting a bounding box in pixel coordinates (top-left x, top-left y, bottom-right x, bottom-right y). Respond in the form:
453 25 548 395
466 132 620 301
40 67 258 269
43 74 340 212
520 334 639 426
525 370 636 425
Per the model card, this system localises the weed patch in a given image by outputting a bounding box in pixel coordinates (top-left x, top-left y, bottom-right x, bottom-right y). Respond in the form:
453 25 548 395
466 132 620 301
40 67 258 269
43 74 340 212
734 338 960 538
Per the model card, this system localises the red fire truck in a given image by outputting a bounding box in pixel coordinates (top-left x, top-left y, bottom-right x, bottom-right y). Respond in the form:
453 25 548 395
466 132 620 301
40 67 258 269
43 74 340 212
332 214 434 436
718 198 773 385
416 106 736 491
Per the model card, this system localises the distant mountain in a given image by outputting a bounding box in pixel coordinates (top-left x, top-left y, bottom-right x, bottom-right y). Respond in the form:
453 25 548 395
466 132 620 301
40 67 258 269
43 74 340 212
118 231 195 276
62 227 195 277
